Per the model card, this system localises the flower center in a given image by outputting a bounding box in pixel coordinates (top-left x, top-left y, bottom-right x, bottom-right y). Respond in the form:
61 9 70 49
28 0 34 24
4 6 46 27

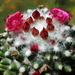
12 20 19 26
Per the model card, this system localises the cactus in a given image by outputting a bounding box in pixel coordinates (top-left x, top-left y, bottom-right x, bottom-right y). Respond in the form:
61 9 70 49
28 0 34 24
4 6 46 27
0 7 75 75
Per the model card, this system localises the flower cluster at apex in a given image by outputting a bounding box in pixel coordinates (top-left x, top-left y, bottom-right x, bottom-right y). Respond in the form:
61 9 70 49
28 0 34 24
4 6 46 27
3 7 72 54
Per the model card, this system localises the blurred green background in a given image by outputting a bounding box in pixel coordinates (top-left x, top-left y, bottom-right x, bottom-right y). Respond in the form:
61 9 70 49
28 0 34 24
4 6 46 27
0 0 75 32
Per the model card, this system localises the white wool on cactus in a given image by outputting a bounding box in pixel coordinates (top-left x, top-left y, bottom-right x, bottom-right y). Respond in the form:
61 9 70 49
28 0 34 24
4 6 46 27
64 50 71 57
11 8 71 54
7 37 13 42
2 32 8 37
58 65 63 70
66 37 73 42
25 50 32 57
19 67 26 73
14 59 21 69
5 51 10 56
72 25 75 30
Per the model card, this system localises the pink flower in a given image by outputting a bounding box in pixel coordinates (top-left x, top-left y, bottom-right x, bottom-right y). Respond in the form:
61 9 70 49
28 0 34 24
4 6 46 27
30 44 39 52
4 11 24 32
48 8 72 23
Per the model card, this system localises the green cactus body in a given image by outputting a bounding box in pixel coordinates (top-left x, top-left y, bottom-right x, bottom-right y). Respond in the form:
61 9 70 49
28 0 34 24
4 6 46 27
0 58 11 65
3 70 16 75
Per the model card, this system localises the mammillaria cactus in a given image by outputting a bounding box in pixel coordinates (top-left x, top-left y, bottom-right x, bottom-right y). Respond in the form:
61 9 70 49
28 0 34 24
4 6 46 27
0 6 75 75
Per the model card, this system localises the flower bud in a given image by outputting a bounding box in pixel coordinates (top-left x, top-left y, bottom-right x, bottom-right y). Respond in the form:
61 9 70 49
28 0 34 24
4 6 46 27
23 22 30 32
31 27 39 36
50 39 55 45
40 28 48 40
32 71 40 75
39 16 44 20
26 17 33 24
32 10 40 19
30 44 39 52
47 24 54 31
46 17 52 24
